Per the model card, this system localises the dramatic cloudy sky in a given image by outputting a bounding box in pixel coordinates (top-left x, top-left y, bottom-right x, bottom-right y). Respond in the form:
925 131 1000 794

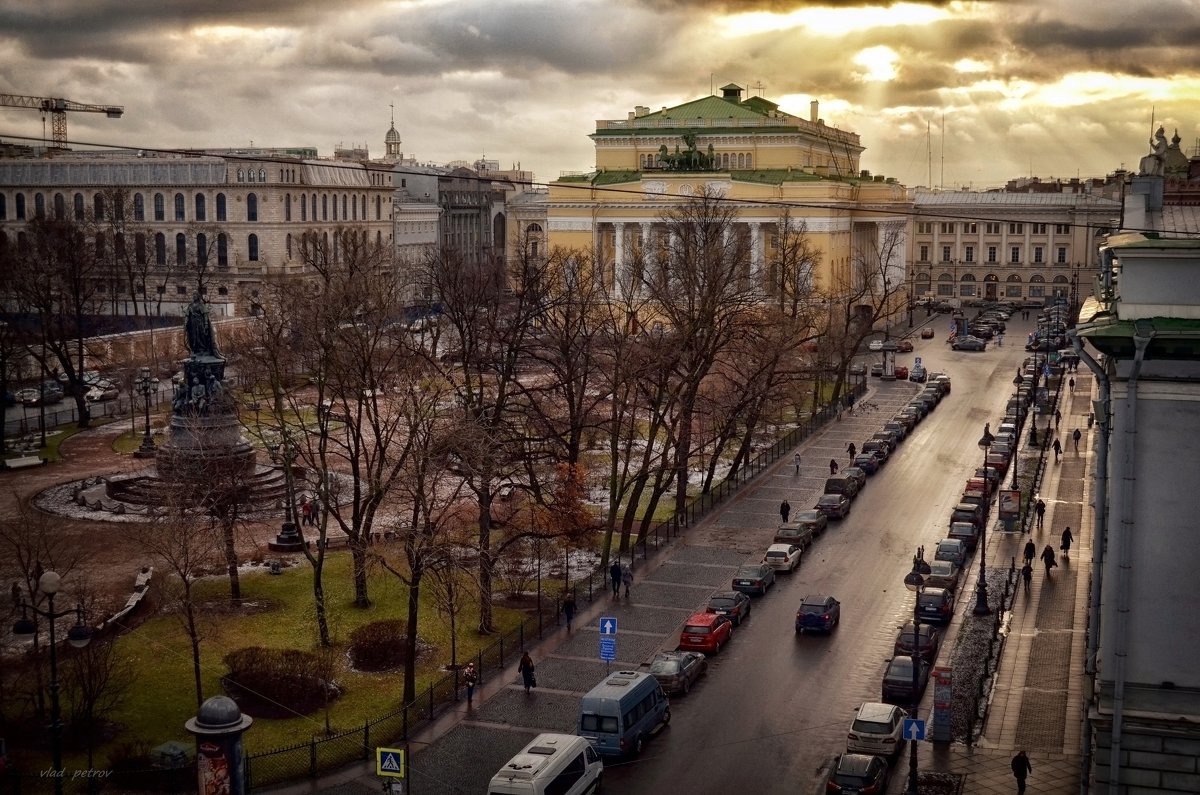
1 0 1196 188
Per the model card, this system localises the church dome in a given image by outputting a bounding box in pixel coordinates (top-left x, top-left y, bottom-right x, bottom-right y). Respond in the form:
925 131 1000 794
385 124 401 145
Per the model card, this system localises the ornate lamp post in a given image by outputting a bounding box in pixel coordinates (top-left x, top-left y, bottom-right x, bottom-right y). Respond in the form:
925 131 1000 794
974 427 993 615
903 548 931 794
12 571 93 795
134 366 160 458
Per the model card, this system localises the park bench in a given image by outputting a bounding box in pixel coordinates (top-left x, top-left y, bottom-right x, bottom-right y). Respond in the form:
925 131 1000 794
3 455 46 470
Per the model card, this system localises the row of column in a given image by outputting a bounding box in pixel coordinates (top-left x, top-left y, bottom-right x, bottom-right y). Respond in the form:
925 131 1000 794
610 220 764 288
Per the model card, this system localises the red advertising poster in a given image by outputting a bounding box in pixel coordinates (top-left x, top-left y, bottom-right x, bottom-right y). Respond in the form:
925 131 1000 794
197 741 231 795
999 489 1021 520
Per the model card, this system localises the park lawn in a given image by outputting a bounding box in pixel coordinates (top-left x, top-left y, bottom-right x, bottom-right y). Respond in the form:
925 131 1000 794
101 550 524 760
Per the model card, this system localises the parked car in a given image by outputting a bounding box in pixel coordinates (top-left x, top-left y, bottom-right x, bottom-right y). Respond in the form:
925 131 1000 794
732 562 775 595
18 381 64 406
897 339 914 353
824 475 860 499
793 509 828 537
841 467 868 490
763 543 802 573
851 453 880 475
848 362 867 376
827 754 889 795
881 655 931 704
931 373 952 394
870 431 900 452
924 560 962 592
868 339 885 351
950 502 984 531
893 364 909 380
909 365 928 382
85 381 120 402
883 420 908 442
920 327 936 339
706 591 752 625
647 650 707 695
774 521 816 549
678 612 733 654
870 363 884 377
795 595 841 633
916 587 956 626
814 493 852 520
891 412 917 433
847 702 908 757
893 621 942 663
934 538 968 568
951 336 987 351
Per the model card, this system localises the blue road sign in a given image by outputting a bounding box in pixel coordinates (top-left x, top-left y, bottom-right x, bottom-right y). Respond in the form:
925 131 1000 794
599 617 618 635
902 717 926 741
599 637 617 661
376 747 406 778
915 356 922 366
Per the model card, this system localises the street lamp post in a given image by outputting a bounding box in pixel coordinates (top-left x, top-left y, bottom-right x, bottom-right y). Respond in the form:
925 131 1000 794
12 571 93 795
134 366 160 458
974 428 993 615
903 548 931 795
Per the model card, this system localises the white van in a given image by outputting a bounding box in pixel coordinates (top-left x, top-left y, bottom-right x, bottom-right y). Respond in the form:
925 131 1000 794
488 733 603 795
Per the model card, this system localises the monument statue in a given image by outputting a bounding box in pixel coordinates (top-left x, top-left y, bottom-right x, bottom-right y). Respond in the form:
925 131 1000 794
1139 126 1169 176
184 294 220 357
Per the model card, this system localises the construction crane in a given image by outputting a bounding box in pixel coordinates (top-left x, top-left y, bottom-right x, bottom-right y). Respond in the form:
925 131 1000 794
0 93 124 148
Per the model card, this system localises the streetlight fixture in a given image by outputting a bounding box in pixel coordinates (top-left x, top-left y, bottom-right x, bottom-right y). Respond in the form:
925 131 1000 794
134 366 160 458
12 571 93 795
903 548 931 795
974 427 993 615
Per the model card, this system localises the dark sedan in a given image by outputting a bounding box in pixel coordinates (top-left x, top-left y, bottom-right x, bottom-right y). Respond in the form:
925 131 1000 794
795 595 841 633
793 509 828 537
732 562 775 596
706 590 753 625
917 587 956 626
894 621 942 663
647 651 707 696
852 453 882 475
827 754 889 795
881 655 931 704
951 336 988 351
860 440 890 462
814 493 851 520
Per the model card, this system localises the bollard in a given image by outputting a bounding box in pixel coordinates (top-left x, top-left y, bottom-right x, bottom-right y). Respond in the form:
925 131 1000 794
362 718 371 758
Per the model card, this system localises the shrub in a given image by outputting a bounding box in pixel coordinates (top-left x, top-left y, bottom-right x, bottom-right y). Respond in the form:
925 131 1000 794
222 646 338 718
348 620 407 672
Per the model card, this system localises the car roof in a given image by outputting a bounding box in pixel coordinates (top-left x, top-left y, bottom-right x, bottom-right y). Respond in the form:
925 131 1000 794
709 590 740 599
838 753 880 773
856 702 901 721
929 559 956 572
796 509 823 518
937 538 965 549
685 612 720 625
766 543 796 553
801 594 833 605
736 562 767 571
817 493 844 502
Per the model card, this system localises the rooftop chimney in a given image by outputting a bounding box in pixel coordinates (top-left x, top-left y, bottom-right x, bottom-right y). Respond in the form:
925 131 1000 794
810 100 819 123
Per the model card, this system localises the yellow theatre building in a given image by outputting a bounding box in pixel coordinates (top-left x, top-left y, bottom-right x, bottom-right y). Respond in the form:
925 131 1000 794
535 83 912 310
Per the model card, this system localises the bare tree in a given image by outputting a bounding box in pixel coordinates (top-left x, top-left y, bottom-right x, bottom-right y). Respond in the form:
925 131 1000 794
60 635 134 768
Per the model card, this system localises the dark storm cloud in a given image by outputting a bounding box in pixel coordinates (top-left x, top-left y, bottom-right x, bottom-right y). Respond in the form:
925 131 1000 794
640 0 960 9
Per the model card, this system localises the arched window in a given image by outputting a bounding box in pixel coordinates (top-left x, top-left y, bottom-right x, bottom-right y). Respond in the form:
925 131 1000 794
321 194 328 221
217 233 228 267
154 233 166 265
286 233 293 259
361 195 367 218
154 193 165 221
237 169 244 182
259 169 266 182
135 233 147 265
95 193 106 221
247 193 258 222
248 233 259 261
376 230 382 246
1052 275 1069 284
195 194 206 221
174 193 185 221
216 193 227 221
247 169 255 183
71 193 83 220
53 193 65 219
95 232 105 259
341 195 347 220
352 194 357 220
0 194 6 220
33 193 45 219
332 194 338 221
375 195 381 220
176 233 187 264
300 196 307 222
310 194 317 220
133 193 145 221
14 193 25 220
114 232 125 261
285 193 291 222
197 233 207 266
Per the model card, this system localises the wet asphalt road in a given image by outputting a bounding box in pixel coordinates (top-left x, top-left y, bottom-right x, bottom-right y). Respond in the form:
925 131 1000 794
401 313 1036 795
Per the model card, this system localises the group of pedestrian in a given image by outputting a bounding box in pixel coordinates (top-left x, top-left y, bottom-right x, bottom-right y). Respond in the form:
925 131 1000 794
298 495 319 526
609 559 633 599
1021 527 1073 591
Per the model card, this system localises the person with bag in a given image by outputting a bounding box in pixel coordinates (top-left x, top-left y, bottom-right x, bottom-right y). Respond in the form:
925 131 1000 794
1011 750 1033 794
561 591 577 631
1072 427 1082 452
518 652 536 694
1040 544 1057 575
1023 539 1036 567
609 559 622 598
463 661 478 706
622 563 633 598
1021 562 1033 593
1061 527 1074 558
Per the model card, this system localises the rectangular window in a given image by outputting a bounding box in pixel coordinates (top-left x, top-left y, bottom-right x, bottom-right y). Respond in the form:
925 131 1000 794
986 223 1001 235
960 284 975 297
1032 223 1047 234
965 246 975 263
941 246 951 262
987 246 997 263
1057 247 1067 263
1009 223 1024 234
1006 285 1023 297
1011 246 1021 263
1030 285 1046 298
177 285 187 295
1055 224 1070 235
964 222 978 234
917 222 933 235
940 222 955 234
1033 246 1044 263
937 283 954 296
919 245 929 262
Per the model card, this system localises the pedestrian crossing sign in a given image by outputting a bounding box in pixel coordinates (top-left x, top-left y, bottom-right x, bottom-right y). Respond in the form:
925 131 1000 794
376 747 406 778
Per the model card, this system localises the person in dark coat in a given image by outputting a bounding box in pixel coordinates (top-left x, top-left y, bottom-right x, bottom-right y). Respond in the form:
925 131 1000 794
846 442 857 460
609 560 622 598
562 591 577 631
1023 539 1036 566
1035 498 1046 530
1072 427 1082 452
1021 562 1033 593
1011 750 1033 794
780 500 791 523
518 652 536 694
1061 527 1074 557
1052 438 1062 462
463 661 478 706
829 459 839 475
1040 545 1057 575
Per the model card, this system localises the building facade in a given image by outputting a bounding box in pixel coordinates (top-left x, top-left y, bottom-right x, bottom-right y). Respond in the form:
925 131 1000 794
908 190 1119 306
538 84 912 312
0 147 395 317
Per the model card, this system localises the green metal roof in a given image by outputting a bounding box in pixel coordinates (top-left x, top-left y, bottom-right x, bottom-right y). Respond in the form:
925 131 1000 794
1077 308 1200 359
551 169 847 187
639 95 770 123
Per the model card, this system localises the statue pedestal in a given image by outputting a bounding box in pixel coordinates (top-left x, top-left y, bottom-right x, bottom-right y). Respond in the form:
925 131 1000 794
269 522 305 552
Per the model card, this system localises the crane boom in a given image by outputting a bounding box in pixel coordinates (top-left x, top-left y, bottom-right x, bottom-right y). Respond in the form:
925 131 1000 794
0 92 124 148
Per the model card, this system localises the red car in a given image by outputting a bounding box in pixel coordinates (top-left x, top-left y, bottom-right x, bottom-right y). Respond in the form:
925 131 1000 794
893 365 909 380
678 612 733 654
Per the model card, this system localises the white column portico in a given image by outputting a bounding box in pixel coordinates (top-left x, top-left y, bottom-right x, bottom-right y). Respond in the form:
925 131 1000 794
749 221 763 289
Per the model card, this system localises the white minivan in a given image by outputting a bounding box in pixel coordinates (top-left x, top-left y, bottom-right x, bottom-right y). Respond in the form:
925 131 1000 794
488 733 603 795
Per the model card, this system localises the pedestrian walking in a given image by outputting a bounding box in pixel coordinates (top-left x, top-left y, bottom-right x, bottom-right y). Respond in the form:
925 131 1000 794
1069 376 1076 392
1061 527 1074 557
621 564 633 598
780 500 791 523
1035 498 1046 530
1040 544 1058 575
518 652 536 694
463 661 478 706
1023 539 1036 566
1021 562 1033 593
1052 438 1062 462
1054 408 1061 430
1011 750 1033 794
1072 427 1082 452
997 333 1004 346
794 452 802 475
561 591 577 631
829 458 839 475
609 559 622 598
847 442 856 460
1088 412 1095 429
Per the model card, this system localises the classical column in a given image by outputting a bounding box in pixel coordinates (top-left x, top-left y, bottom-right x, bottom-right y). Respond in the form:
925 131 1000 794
613 222 627 296
749 222 763 290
